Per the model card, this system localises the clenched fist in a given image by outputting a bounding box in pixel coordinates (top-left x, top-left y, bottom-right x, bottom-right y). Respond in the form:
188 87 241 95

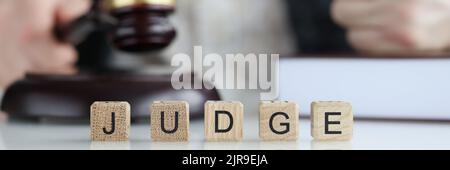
332 0 450 55
0 0 90 89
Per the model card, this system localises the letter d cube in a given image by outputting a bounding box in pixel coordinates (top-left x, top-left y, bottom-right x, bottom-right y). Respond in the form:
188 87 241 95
204 101 244 141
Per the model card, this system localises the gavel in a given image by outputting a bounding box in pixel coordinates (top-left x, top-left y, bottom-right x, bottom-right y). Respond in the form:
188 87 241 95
1 0 222 120
54 0 176 53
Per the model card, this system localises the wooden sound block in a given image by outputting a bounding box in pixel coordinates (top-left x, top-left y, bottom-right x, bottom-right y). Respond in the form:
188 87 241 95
1 74 221 120
90 101 131 141
151 101 189 141
259 101 299 141
311 101 353 141
204 101 244 141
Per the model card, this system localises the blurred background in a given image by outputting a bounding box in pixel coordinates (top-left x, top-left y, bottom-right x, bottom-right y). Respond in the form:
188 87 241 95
1 0 349 121
1 0 450 121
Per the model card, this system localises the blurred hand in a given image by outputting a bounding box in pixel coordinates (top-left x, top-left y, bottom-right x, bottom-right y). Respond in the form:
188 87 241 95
332 0 450 55
0 0 90 89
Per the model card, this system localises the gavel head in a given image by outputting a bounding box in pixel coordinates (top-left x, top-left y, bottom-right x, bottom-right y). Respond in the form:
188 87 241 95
104 0 177 52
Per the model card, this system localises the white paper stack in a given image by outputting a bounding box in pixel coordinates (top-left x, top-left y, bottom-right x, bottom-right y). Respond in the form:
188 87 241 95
279 57 450 120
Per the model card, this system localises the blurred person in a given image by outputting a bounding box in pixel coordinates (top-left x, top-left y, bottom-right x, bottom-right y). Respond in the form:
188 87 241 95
0 0 90 89
287 0 450 55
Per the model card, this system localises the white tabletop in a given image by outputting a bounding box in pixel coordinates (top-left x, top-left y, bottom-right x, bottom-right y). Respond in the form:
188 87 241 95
1 117 450 150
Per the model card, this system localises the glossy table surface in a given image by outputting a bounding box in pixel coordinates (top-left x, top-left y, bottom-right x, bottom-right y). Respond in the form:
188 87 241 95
1 117 450 150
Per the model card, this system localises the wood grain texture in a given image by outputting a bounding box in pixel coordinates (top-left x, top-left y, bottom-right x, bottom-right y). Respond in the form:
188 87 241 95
204 101 243 141
311 101 353 141
151 101 189 141
90 101 130 141
259 101 299 141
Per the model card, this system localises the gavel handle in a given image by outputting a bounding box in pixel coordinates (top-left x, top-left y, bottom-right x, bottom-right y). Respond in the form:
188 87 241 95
53 10 117 45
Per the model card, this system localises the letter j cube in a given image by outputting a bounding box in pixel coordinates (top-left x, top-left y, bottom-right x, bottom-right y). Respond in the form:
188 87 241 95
205 101 244 141
311 101 353 141
90 101 131 141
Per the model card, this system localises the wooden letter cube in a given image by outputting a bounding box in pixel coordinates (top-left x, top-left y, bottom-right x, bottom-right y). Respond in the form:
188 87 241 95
151 101 189 141
259 101 299 141
91 101 131 141
311 101 353 141
204 101 243 141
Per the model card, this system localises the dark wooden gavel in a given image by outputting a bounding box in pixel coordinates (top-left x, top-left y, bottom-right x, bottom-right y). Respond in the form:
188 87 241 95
54 0 176 53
